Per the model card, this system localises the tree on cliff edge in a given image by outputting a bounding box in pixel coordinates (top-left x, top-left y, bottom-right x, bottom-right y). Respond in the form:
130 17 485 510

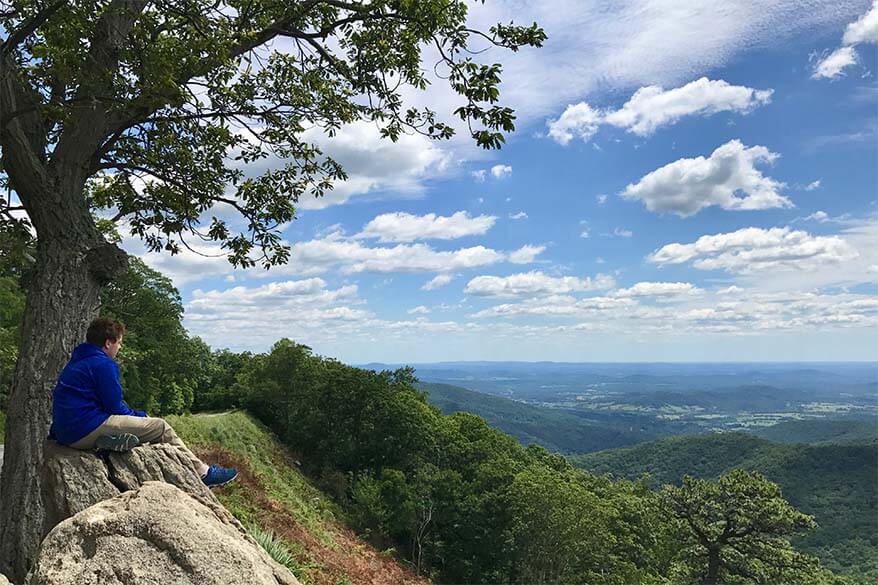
663 470 841 585
0 1 544 579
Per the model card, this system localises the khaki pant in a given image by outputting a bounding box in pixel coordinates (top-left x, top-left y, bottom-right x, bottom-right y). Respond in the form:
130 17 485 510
71 415 209 476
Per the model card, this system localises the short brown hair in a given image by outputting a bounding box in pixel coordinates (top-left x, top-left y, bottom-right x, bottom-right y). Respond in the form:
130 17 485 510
86 317 125 347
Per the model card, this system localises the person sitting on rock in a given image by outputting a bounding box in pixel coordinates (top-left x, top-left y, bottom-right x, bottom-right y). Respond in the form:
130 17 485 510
49 317 238 488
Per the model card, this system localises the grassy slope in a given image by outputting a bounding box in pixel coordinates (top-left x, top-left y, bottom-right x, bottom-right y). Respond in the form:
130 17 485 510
168 411 429 585
0 410 4 438
419 381 656 453
572 433 878 580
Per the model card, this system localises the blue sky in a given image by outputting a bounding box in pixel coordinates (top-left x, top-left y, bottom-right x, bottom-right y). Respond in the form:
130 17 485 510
124 0 878 363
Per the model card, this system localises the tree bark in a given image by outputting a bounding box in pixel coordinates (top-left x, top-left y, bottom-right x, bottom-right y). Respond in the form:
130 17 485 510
0 175 127 582
702 548 721 585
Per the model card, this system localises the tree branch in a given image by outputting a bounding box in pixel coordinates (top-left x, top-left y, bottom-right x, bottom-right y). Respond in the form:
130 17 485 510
0 0 68 55
50 0 149 179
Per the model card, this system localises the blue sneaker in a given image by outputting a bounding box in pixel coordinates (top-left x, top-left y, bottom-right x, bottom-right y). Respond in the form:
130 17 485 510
202 464 238 488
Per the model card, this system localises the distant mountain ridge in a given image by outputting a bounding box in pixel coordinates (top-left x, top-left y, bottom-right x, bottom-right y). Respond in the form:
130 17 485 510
418 381 660 453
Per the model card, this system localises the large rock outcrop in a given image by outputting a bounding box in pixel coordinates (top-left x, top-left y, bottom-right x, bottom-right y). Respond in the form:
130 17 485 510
26 481 299 585
40 441 215 534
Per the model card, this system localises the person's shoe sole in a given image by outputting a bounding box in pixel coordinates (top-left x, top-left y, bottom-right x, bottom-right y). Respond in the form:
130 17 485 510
94 433 141 452
207 470 239 489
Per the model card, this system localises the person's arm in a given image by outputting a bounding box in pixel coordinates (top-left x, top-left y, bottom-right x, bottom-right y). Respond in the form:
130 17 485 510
93 359 147 417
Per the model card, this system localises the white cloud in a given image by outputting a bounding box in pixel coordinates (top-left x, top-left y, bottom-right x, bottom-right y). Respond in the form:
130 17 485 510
182 278 487 351
812 47 858 79
294 121 450 209
649 227 859 273
547 102 603 145
812 2 877 81
580 228 590 239
189 278 358 311
843 0 878 44
464 271 615 297
510 211 528 220
357 211 496 242
132 239 245 286
614 228 634 238
422 274 456 290
408 305 431 315
471 164 512 182
612 282 702 298
596 194 608 205
470 295 636 318
804 180 822 191
464 285 878 343
508 245 546 264
792 210 856 225
184 279 373 347
740 218 878 291
546 78 771 144
174 120 378 216
275 233 544 275
295 239 504 274
603 77 773 136
622 140 791 216
491 164 513 179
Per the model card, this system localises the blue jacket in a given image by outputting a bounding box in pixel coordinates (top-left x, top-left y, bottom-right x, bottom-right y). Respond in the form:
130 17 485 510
49 343 146 445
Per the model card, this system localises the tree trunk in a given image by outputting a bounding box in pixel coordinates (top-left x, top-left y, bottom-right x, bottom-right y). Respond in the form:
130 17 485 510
0 191 127 580
702 549 721 585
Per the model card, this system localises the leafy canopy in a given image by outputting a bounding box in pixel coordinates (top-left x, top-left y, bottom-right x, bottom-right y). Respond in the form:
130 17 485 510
1 0 545 264
663 470 836 584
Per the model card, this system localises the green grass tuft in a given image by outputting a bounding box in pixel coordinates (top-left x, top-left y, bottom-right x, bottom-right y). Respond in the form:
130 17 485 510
248 525 315 582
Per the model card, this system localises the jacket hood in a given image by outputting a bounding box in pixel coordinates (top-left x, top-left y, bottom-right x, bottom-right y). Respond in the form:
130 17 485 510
70 342 107 363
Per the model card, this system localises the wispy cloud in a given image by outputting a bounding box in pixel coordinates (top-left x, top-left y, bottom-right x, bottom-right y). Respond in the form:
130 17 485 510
812 0 878 79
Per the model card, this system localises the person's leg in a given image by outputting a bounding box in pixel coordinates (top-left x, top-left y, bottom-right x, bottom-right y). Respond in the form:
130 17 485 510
82 415 209 477
69 423 115 450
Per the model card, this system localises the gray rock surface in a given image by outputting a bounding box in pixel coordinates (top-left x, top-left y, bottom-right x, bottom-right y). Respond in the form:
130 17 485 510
40 441 218 539
106 443 209 497
26 482 299 585
40 441 120 535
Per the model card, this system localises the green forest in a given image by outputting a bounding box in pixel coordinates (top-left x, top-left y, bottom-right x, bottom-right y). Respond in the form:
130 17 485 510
0 250 870 584
574 433 878 580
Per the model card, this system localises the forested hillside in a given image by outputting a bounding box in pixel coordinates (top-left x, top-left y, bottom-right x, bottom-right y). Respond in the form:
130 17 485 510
573 433 878 580
749 419 878 445
419 381 657 453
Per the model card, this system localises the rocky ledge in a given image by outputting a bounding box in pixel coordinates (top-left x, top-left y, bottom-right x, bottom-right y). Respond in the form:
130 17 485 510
22 442 299 585
27 482 298 585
